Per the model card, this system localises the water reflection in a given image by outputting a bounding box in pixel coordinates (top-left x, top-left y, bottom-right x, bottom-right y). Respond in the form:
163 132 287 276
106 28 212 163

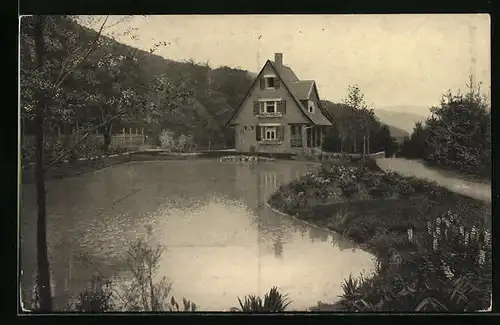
20 160 375 311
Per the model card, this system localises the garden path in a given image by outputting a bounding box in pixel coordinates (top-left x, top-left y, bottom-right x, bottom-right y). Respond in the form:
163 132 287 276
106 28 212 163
375 158 491 203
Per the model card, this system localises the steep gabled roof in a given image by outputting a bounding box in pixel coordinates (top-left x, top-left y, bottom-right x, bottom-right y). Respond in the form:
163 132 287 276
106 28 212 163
225 60 332 126
272 62 299 82
288 80 314 100
311 82 335 124
226 60 314 126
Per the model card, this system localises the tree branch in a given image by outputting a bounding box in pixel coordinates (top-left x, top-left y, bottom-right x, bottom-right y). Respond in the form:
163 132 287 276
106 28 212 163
44 111 125 171
53 15 109 90
56 42 86 84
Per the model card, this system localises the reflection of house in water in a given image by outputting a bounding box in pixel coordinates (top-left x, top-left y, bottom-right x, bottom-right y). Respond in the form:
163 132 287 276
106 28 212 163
233 164 306 260
233 165 259 208
233 164 319 261
261 170 278 200
272 232 284 259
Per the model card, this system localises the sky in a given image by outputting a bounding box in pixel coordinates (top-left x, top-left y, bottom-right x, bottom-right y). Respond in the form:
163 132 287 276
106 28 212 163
79 14 490 116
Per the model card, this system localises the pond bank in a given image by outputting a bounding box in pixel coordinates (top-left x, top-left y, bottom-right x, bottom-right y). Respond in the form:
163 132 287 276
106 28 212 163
20 151 204 184
20 150 326 184
267 162 492 312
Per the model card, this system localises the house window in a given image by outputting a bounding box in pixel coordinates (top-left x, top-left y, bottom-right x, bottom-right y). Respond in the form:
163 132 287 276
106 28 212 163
261 126 277 140
260 101 279 114
308 101 315 113
265 76 276 88
244 125 248 131
265 101 276 113
250 125 254 131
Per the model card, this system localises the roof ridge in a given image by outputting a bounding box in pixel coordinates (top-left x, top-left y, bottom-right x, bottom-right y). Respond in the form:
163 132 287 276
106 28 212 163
290 80 315 83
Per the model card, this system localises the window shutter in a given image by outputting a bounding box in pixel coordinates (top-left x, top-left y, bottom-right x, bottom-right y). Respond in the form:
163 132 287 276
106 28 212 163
256 125 261 141
280 100 286 114
275 77 281 89
277 125 285 141
260 78 265 90
253 101 260 115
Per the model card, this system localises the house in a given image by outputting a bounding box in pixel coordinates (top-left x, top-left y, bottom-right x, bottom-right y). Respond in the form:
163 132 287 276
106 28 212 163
226 53 333 154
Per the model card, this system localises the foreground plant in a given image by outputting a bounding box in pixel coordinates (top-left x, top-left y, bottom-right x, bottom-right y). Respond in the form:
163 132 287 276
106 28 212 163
112 226 196 311
233 286 292 312
69 225 196 312
336 209 492 312
74 273 114 312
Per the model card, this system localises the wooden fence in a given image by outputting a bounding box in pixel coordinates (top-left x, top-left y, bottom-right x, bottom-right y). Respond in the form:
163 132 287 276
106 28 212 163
317 150 387 160
22 128 146 152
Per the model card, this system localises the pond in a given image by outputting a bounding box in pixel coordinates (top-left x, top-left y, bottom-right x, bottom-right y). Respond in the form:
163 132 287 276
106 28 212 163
20 160 375 311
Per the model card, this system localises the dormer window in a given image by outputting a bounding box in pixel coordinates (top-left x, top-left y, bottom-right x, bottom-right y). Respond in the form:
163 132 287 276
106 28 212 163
266 77 275 88
308 101 315 113
260 74 280 90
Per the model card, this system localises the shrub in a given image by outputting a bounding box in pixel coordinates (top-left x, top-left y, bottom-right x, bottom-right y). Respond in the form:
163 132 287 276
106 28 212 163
168 297 197 312
73 225 198 312
159 129 176 152
74 274 113 312
233 287 292 312
398 182 416 198
339 181 358 199
368 181 393 198
337 209 492 312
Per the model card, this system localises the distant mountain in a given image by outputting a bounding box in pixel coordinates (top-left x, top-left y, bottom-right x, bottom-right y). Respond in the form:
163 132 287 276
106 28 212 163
374 108 428 134
321 100 409 140
385 125 409 142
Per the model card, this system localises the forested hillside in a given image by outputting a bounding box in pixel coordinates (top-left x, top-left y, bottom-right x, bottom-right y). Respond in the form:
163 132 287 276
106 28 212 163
21 16 254 153
21 16 408 157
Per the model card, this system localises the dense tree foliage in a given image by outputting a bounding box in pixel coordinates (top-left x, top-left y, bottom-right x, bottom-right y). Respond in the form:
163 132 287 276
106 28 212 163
400 78 491 179
21 15 249 311
21 16 253 159
321 86 399 157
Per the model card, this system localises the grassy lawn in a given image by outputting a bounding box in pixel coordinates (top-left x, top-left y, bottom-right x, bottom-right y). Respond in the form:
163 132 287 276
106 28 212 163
268 159 492 312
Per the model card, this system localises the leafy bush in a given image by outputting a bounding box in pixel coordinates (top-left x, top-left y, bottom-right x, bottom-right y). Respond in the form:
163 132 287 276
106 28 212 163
70 225 197 312
74 274 113 312
337 209 492 312
368 181 393 198
159 129 176 151
339 181 359 199
400 79 491 180
168 297 197 312
233 287 292 312
398 182 416 198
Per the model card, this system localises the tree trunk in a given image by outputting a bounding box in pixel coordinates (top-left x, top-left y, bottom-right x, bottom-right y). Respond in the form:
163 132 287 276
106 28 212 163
34 15 52 311
362 135 366 166
353 136 357 153
367 133 370 155
102 124 112 154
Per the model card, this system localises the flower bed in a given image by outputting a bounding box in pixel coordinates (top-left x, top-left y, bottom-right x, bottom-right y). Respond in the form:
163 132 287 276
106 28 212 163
268 162 492 312
219 155 275 163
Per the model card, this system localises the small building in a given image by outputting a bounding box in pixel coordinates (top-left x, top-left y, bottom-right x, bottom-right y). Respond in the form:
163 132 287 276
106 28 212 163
226 53 333 154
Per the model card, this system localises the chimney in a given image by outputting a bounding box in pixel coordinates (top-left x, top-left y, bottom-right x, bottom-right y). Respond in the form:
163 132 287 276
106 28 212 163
274 53 283 68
